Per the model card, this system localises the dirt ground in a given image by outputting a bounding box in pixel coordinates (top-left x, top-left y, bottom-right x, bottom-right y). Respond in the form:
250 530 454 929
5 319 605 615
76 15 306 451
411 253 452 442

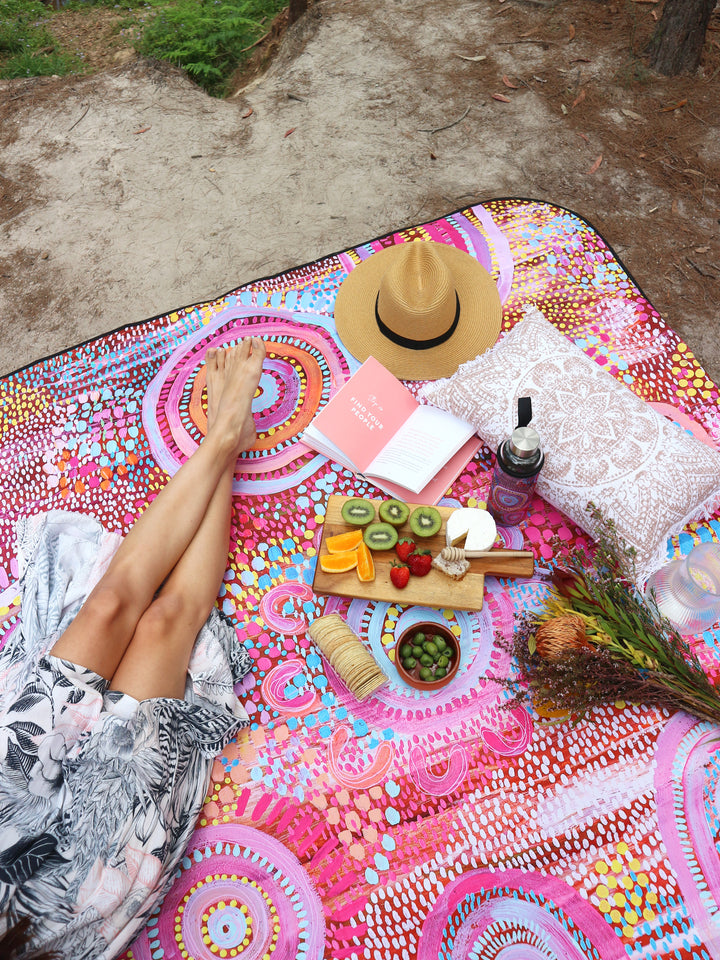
1 0 718 381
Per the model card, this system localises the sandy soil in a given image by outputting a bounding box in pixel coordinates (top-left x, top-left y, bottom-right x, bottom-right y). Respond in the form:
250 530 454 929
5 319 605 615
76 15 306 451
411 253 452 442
1 0 718 380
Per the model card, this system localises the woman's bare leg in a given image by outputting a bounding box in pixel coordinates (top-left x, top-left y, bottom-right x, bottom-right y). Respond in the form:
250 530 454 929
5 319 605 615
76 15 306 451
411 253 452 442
50 337 266 680
109 386 240 699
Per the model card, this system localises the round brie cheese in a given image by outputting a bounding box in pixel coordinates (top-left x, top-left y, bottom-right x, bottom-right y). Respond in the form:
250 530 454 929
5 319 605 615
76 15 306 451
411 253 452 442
445 507 497 554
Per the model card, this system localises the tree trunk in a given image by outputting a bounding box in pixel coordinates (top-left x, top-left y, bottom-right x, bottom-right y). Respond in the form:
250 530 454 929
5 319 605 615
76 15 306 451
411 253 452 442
645 0 715 76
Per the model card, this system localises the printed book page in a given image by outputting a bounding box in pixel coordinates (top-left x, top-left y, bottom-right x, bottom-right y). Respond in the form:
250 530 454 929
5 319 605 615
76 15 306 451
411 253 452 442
366 405 476 493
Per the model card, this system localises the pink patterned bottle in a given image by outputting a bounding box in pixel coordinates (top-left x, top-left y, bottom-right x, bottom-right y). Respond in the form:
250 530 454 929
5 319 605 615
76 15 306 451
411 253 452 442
487 417 544 527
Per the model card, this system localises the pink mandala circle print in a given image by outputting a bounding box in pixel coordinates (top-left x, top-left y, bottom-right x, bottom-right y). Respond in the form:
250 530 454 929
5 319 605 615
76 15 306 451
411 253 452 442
655 713 720 952
131 823 326 959
418 868 624 960
143 307 352 494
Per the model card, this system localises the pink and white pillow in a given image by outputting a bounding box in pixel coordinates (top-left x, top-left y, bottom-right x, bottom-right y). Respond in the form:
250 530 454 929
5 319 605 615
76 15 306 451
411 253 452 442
421 305 720 583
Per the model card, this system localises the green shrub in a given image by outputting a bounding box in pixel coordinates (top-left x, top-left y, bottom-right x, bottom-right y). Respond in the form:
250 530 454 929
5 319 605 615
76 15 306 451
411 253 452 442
0 0 53 56
0 0 82 78
67 0 150 7
136 0 288 96
0 0 289 94
1 47 80 79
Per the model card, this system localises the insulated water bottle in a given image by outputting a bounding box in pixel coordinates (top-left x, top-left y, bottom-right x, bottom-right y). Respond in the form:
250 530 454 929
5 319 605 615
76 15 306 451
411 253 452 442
487 396 544 527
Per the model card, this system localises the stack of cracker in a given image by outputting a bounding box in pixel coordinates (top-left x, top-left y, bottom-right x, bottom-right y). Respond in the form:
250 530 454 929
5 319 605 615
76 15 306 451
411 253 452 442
308 613 388 700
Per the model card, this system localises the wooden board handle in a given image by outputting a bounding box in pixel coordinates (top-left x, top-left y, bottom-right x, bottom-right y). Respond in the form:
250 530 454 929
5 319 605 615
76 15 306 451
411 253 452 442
464 549 533 559
470 552 535 578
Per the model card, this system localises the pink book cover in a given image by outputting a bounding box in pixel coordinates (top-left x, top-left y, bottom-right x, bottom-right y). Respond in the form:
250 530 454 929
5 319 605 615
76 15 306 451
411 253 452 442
308 356 417 471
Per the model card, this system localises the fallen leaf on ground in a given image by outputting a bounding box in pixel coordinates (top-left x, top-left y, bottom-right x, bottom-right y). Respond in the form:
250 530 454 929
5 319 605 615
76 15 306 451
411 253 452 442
661 99 687 112
587 155 603 174
492 93 512 102
621 108 645 121
572 89 586 109
133 127 151 135
576 131 590 143
671 198 679 214
568 24 576 40
456 54 487 61
502 76 519 88
241 107 253 118
284 128 296 137
560 103 568 114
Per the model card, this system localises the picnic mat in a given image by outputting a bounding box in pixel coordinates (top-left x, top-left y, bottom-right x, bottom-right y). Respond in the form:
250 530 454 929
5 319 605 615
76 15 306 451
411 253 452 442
2 198 720 960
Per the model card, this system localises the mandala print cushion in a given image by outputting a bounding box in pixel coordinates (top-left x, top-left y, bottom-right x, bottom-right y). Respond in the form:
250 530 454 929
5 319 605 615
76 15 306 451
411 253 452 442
421 305 720 584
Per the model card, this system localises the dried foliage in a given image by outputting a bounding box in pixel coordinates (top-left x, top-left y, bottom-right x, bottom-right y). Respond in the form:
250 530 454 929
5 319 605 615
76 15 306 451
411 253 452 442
500 506 720 726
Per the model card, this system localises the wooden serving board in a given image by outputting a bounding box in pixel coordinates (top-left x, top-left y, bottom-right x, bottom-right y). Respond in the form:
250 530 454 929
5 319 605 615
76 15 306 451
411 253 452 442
313 495 533 611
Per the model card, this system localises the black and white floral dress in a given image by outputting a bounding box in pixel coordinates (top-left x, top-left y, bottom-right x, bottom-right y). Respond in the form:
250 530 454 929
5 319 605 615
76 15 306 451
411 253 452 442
0 511 252 958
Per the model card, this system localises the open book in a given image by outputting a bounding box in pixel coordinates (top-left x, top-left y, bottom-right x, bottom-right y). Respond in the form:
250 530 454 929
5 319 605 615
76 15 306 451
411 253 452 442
302 356 481 504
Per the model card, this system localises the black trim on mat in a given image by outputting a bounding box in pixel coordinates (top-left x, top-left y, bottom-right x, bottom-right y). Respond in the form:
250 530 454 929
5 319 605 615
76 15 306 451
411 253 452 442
4 197 653 379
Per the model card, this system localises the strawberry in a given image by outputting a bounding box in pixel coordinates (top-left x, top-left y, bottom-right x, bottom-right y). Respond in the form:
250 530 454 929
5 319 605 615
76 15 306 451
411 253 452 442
407 549 432 577
395 537 416 563
390 562 410 589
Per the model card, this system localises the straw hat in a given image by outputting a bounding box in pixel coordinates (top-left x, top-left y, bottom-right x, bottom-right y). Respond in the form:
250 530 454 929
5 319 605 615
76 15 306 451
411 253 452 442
334 240 502 380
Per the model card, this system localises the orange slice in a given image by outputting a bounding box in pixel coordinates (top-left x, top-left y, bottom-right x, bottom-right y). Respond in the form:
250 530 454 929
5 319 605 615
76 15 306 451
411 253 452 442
325 529 364 553
319 550 358 573
356 540 375 582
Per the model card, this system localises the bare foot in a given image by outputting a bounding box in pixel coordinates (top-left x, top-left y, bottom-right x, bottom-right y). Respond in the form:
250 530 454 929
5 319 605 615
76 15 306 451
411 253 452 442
205 338 266 457
205 347 220 425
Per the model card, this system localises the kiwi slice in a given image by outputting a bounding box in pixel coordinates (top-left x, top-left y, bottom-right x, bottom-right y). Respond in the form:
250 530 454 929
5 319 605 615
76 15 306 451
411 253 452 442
378 498 410 527
363 522 399 551
409 505 442 538
341 498 375 526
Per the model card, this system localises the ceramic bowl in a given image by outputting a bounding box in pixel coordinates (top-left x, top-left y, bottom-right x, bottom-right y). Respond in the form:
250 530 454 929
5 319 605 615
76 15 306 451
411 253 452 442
395 622 460 690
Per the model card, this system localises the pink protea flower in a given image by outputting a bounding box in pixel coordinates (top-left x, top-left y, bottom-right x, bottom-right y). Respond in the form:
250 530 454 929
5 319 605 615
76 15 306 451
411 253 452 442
534 613 594 662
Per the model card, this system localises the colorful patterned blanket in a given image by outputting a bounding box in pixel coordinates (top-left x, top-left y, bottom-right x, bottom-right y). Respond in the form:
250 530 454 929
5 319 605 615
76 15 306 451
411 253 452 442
2 198 720 960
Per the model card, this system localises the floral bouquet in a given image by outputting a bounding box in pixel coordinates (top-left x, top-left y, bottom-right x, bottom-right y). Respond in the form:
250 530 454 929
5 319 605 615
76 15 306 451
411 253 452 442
502 506 720 726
